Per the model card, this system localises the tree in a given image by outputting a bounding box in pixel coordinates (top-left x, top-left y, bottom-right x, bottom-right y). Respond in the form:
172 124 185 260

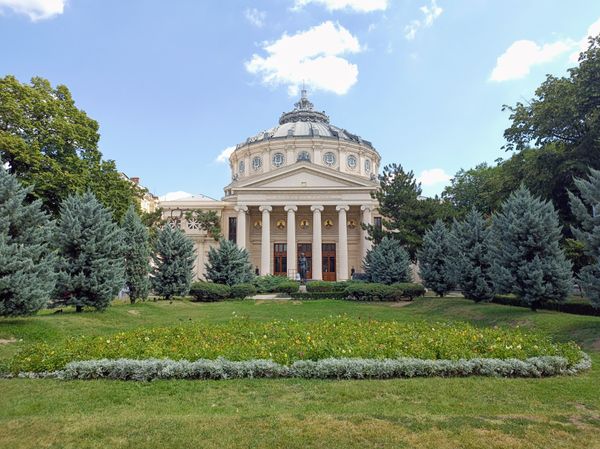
0 164 56 317
122 205 151 303
0 75 141 220
569 168 600 308
366 163 455 260
418 220 455 296
205 239 253 286
489 186 572 310
54 191 125 312
363 237 412 284
451 208 494 301
151 225 196 299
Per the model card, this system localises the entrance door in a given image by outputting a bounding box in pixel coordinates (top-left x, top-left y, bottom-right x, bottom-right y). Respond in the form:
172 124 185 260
273 243 287 276
322 243 336 281
297 243 312 280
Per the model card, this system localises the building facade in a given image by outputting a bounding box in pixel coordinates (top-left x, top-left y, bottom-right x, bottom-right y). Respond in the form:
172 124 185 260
160 90 381 281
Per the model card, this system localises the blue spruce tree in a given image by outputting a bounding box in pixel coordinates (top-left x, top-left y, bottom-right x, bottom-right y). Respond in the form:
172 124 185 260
418 219 455 296
122 205 151 303
151 225 195 299
54 191 125 312
490 186 572 310
451 208 494 301
205 239 253 286
569 168 600 308
0 165 56 317
363 237 412 284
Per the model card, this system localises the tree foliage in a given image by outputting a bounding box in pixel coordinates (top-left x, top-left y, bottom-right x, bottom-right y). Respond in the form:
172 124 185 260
0 164 56 316
0 75 141 220
54 191 125 312
151 225 196 299
185 209 222 241
489 186 572 310
363 237 412 285
418 220 455 296
122 205 151 303
205 239 253 286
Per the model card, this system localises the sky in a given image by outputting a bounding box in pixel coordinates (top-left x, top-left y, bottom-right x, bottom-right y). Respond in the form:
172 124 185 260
1 0 599 200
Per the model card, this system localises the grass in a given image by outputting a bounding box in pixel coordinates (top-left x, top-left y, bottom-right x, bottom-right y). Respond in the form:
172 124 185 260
1 297 600 449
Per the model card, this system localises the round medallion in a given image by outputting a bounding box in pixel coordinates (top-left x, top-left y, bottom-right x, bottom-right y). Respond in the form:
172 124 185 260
324 219 334 229
364 159 371 174
252 156 262 171
323 152 336 167
276 219 286 230
272 152 285 168
299 219 310 229
347 154 357 170
238 160 245 174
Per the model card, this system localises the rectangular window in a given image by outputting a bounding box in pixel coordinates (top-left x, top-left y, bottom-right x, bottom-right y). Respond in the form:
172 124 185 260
374 216 382 232
228 217 237 243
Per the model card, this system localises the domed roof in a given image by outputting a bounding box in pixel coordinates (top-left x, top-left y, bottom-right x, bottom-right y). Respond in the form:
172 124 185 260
237 89 374 149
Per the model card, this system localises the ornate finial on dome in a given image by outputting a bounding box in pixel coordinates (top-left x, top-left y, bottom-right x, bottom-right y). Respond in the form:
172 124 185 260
279 86 329 125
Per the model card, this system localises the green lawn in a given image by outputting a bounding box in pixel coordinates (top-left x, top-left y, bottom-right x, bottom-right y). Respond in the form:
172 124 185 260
1 297 600 449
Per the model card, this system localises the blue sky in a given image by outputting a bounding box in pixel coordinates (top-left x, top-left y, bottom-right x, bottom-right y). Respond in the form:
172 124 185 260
1 0 599 199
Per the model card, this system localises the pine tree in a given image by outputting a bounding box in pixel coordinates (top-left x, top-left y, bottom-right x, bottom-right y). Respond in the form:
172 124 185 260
151 225 196 299
418 219 455 296
54 191 125 312
0 165 56 317
489 186 572 310
122 205 151 303
363 237 412 284
451 208 494 301
205 239 253 286
569 168 600 308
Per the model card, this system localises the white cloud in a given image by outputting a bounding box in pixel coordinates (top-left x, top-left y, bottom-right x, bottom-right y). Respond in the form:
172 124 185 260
245 21 362 95
570 17 600 62
417 168 451 187
159 191 194 202
293 0 388 13
244 8 266 28
404 0 442 40
490 39 575 82
215 146 235 163
0 0 65 21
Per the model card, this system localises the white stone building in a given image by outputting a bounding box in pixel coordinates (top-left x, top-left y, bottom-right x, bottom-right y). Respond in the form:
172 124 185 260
160 90 382 281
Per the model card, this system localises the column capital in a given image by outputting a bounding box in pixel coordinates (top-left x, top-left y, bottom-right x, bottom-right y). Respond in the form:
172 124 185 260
234 204 248 213
284 205 298 213
259 205 272 213
360 205 372 212
310 205 324 212
336 205 350 212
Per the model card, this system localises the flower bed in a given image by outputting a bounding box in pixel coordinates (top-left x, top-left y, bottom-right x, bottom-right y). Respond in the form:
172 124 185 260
6 317 586 376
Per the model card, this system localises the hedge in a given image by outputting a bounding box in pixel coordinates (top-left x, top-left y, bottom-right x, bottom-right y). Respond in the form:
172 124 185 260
230 283 257 299
493 295 600 317
290 292 347 300
189 282 231 302
274 281 300 294
12 352 591 381
345 283 425 301
306 281 350 293
253 275 291 293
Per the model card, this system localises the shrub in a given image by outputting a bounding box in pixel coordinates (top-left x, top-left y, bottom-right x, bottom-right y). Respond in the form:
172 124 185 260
205 239 253 286
189 282 231 302
306 281 349 293
493 294 600 317
253 275 290 293
290 292 347 300
400 283 426 300
363 237 412 284
230 283 257 299
274 281 299 294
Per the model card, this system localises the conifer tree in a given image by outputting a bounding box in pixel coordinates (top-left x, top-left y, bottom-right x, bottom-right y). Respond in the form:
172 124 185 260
122 205 151 303
151 225 195 299
418 219 455 296
451 208 494 301
363 237 412 284
54 191 125 312
205 239 253 286
489 186 572 310
0 165 56 317
569 168 600 308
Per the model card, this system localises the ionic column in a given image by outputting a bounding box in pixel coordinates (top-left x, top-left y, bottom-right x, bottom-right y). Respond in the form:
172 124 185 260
259 205 272 275
234 205 248 250
360 205 373 261
311 205 324 280
284 205 297 279
336 205 349 281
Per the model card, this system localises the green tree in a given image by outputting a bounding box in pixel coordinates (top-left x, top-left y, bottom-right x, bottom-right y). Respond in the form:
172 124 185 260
151 225 195 299
489 186 572 310
205 239 253 286
569 168 600 308
363 237 412 284
54 191 125 312
418 219 455 296
0 75 141 220
0 164 56 317
451 208 494 301
122 205 151 303
366 163 455 260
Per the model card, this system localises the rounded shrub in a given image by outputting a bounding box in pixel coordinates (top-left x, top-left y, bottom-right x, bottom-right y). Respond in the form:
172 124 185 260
275 281 300 294
253 275 290 293
230 283 257 299
189 282 231 302
306 281 349 293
